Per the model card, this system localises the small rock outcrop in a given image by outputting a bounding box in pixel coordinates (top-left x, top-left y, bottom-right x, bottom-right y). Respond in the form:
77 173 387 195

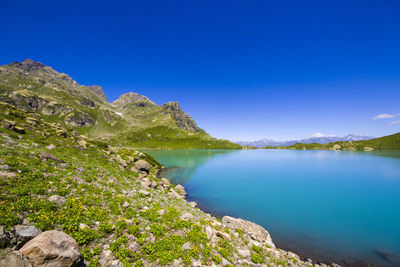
20 230 81 267
135 160 151 173
222 216 275 248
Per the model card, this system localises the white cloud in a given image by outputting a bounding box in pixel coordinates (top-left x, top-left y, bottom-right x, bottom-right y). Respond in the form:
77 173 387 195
310 132 336 138
373 113 399 120
390 120 400 125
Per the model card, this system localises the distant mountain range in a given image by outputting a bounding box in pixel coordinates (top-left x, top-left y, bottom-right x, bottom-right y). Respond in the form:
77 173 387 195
237 134 374 148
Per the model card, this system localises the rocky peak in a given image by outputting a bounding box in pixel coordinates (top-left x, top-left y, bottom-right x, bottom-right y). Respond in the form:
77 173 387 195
162 101 204 133
86 85 108 102
10 59 45 72
112 92 156 107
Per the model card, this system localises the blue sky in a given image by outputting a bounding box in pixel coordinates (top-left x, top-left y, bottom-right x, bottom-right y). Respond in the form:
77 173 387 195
1 0 400 141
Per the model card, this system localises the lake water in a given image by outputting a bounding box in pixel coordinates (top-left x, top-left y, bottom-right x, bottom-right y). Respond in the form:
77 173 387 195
145 149 400 267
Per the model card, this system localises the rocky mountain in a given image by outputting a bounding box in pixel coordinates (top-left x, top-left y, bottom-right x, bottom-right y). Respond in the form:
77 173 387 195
269 132 400 151
237 134 374 148
0 59 240 149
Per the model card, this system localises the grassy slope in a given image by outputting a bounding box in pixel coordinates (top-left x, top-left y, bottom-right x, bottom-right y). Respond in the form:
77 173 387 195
0 102 303 266
266 132 400 151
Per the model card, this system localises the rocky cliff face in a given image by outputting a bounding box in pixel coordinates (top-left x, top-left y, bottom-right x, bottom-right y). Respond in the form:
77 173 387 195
162 101 205 133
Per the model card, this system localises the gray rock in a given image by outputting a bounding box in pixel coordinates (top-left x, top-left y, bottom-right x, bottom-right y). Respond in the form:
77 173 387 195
222 216 275 248
180 212 195 221
238 248 251 258
0 164 10 170
39 152 61 162
47 195 66 207
112 154 127 168
0 225 9 248
135 160 151 173
46 144 56 150
0 171 17 180
138 190 150 197
0 251 32 267
188 201 197 208
20 230 81 267
13 225 42 248
175 184 187 196
182 241 191 250
77 140 87 150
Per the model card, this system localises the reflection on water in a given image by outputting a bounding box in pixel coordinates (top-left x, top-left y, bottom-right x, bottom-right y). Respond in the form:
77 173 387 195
146 149 237 184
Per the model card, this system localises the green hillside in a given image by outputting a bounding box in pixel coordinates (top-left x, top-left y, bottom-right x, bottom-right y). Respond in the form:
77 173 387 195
0 59 240 149
267 132 400 151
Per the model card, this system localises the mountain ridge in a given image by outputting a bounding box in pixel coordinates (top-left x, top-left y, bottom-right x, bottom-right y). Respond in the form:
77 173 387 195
237 134 374 148
0 59 240 149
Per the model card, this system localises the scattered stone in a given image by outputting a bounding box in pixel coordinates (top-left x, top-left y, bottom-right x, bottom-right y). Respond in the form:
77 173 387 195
364 146 374 151
112 154 127 168
0 171 17 180
161 178 171 185
79 223 89 230
149 181 158 189
135 160 151 173
188 201 197 208
20 230 81 267
0 251 32 267
180 212 195 221
182 242 191 250
39 152 61 162
222 216 275 248
78 140 87 149
238 248 251 258
122 201 130 208
158 209 166 215
46 144 56 150
138 190 150 197
0 164 10 169
168 189 183 199
175 184 187 196
216 231 231 240
13 225 42 248
47 195 66 207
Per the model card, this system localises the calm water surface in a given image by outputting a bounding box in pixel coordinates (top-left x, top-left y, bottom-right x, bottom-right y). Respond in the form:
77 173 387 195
146 149 400 266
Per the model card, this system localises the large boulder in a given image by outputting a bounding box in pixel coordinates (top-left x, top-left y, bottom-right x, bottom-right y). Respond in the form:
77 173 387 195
134 160 151 173
20 230 81 267
222 216 275 248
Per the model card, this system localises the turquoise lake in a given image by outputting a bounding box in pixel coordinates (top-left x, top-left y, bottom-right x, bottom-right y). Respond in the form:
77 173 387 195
146 149 400 267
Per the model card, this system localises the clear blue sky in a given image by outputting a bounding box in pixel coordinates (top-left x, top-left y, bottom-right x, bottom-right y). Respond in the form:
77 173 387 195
1 0 400 141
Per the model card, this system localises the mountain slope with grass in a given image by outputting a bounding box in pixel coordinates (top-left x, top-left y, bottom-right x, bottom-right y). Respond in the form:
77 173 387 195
0 101 329 266
0 59 240 149
266 132 400 151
